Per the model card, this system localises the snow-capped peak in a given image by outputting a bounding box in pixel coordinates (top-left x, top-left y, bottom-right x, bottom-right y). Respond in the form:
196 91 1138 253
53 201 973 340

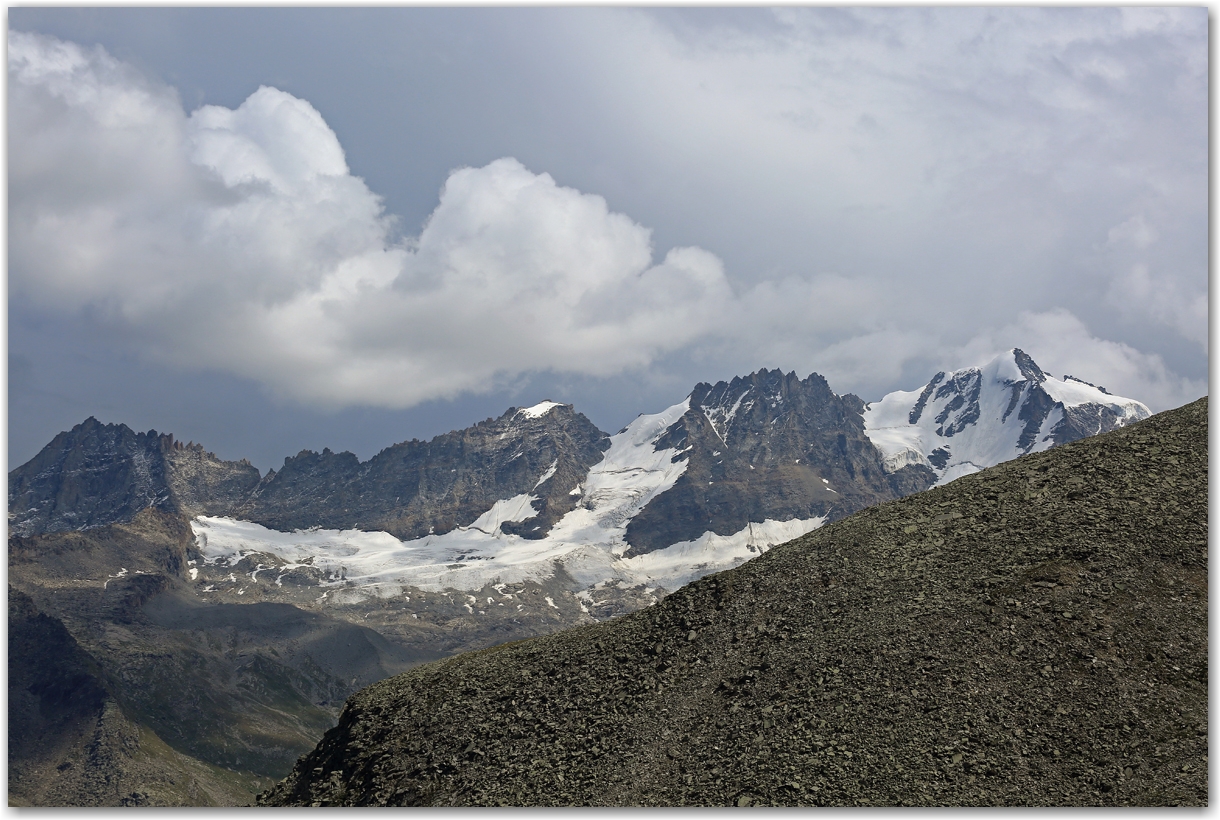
985 347 1046 385
864 348 1149 486
517 400 564 419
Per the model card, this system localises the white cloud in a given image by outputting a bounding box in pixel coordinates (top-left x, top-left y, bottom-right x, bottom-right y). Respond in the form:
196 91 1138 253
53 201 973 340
8 29 1205 418
9 31 761 408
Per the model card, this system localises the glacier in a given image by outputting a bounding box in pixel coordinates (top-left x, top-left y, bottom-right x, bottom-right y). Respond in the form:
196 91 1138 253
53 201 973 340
192 396 827 599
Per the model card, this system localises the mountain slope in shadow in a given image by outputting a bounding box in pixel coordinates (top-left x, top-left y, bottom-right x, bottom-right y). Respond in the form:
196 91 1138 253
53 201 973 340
8 588 273 806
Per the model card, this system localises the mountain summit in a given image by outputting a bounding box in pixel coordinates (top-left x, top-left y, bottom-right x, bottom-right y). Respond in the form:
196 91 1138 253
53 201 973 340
7 417 261 537
622 368 932 556
864 349 1150 486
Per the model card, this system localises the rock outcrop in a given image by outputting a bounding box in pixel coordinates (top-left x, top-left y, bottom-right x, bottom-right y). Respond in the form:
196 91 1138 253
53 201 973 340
8 418 261 537
624 369 935 555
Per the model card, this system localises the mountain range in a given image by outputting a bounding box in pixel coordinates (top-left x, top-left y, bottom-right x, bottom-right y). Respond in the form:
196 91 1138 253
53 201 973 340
11 349 1148 595
8 348 1153 805
261 395 1207 807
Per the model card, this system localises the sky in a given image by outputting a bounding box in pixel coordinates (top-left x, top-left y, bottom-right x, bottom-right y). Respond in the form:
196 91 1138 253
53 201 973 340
7 7 1209 472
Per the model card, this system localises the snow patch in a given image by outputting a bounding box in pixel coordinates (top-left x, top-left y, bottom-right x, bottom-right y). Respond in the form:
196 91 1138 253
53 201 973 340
533 459 558 490
702 388 749 443
518 400 563 419
622 516 826 591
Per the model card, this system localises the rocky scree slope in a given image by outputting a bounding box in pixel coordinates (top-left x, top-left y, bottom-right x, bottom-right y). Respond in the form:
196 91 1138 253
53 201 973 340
261 397 1207 807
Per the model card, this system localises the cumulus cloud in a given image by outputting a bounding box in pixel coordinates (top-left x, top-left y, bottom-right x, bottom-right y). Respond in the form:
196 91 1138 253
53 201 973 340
8 29 1205 417
9 31 776 408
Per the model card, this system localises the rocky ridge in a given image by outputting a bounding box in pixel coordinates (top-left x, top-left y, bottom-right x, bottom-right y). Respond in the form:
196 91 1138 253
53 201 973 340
236 402 610 541
260 397 1207 807
623 368 935 555
7 418 261 538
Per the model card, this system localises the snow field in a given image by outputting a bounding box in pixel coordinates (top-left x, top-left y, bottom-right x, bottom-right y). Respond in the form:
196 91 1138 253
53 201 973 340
190 397 824 598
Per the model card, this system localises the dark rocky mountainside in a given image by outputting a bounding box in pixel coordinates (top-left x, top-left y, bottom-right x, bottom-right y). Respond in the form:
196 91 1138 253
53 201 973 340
9 405 610 545
260 397 1207 807
624 369 935 554
8 417 260 537
236 402 609 540
8 587 271 806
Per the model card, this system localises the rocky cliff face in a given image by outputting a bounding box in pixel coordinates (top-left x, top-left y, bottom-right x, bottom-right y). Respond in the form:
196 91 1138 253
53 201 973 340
9 418 174 537
163 441 264 518
623 369 935 555
8 418 262 538
235 401 609 541
258 397 1207 808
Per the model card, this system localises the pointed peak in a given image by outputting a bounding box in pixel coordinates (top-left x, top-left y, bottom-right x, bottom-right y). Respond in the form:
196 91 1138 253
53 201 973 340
1010 348 1046 383
972 348 1046 384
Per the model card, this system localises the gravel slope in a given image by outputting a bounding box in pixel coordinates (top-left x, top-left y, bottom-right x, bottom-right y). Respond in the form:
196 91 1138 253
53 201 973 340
261 397 1207 807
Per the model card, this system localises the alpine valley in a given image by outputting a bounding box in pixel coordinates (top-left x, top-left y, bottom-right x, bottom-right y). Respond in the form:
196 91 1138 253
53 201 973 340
8 349 1151 806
